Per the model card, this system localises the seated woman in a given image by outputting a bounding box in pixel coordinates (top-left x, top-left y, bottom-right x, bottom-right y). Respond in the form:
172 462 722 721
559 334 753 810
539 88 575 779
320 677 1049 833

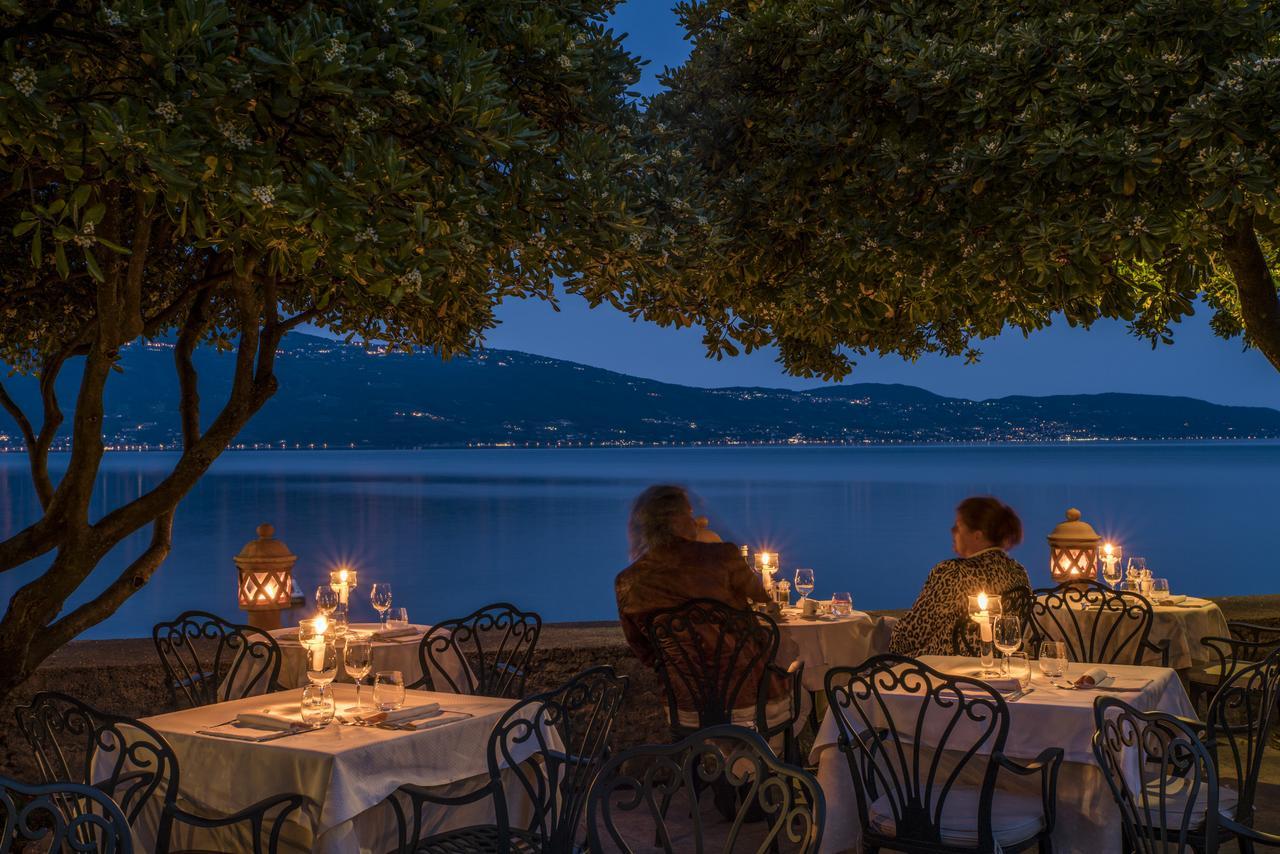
615 485 804 740
890 496 1031 658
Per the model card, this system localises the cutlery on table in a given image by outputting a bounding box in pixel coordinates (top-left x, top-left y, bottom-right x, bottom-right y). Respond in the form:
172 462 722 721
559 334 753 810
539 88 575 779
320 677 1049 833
197 723 321 742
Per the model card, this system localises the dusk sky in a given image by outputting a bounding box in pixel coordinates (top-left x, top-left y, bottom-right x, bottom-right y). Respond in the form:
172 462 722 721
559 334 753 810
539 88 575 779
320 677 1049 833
482 2 1280 409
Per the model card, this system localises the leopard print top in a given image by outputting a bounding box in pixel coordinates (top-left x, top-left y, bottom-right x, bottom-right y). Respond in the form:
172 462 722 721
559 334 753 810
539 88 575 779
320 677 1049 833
889 548 1032 658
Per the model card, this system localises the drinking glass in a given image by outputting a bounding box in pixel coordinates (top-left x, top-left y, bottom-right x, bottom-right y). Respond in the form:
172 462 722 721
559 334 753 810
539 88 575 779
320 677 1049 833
305 641 339 687
1149 578 1170 602
1139 569 1154 596
315 585 340 617
1126 557 1147 583
344 634 373 709
387 607 410 628
831 592 853 617
374 670 406 712
1006 653 1031 691
301 684 335 726
371 583 393 625
1102 558 1124 588
1038 641 1067 678
794 569 815 601
329 605 348 637
298 617 323 646
994 615 1023 671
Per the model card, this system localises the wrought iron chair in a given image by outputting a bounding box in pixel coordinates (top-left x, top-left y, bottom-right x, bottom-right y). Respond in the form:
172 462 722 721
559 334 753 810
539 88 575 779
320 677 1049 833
951 583 1035 657
587 724 825 853
1029 580 1170 666
1203 647 1280 837
390 665 628 853
825 654 1062 853
14 691 306 854
1190 622 1280 710
1 773 134 853
152 609 283 706
1093 695 1280 853
407 602 541 698
644 598 804 765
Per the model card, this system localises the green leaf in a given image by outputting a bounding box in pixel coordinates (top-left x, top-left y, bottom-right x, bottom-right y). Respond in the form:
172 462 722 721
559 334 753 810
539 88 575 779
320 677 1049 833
84 204 106 225
12 219 36 236
83 248 104 281
54 243 68 278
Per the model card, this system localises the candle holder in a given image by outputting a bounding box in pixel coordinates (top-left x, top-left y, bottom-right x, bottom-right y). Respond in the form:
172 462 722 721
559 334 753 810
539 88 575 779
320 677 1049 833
1047 508 1101 585
754 551 778 590
967 593 1003 677
329 567 359 608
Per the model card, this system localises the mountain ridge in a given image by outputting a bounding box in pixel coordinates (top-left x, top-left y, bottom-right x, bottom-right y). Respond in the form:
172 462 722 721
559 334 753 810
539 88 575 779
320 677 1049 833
1 332 1278 449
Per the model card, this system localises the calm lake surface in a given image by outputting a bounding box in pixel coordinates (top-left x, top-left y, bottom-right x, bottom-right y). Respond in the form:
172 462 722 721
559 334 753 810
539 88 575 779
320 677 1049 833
1 444 1276 639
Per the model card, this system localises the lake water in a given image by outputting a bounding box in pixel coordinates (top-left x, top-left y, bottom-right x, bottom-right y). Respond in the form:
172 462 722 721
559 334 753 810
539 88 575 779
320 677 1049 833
1 444 1276 639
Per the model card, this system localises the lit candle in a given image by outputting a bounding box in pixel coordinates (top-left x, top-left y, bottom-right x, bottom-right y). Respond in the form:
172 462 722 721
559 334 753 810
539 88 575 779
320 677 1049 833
329 566 357 606
977 592 993 642
754 551 778 589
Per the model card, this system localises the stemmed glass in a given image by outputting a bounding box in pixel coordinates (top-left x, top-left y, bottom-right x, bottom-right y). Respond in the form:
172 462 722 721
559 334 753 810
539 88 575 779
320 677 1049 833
1102 557 1124 588
1126 557 1147 587
344 634 373 710
370 583 393 625
315 585 339 618
994 615 1023 673
794 569 815 601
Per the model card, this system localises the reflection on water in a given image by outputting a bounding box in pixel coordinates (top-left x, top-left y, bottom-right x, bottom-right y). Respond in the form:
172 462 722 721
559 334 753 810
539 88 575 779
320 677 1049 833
1 444 1276 639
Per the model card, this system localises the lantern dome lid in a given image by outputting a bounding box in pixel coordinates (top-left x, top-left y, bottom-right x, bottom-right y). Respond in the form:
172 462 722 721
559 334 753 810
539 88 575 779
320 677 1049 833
235 523 296 563
1047 508 1101 544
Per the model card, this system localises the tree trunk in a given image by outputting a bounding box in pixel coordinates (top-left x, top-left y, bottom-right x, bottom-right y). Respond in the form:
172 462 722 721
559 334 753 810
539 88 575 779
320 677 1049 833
1223 217 1280 372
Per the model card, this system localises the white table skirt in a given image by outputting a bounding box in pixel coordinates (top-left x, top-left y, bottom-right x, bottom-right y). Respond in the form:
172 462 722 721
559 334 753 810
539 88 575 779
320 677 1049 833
1033 597 1230 669
776 611 895 692
811 655 1195 854
103 684 558 852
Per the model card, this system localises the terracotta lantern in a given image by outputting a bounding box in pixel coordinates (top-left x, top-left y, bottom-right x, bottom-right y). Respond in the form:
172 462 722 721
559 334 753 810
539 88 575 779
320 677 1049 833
1047 508 1102 584
235 523 296 630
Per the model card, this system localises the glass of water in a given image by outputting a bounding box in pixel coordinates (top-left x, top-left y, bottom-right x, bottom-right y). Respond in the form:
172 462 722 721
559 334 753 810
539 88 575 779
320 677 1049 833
387 607 410 628
301 684 335 727
306 641 339 687
1149 578 1170 602
831 592 853 617
1038 641 1067 678
374 670 406 712
794 568 815 601
994 615 1023 671
1006 653 1031 691
344 634 373 709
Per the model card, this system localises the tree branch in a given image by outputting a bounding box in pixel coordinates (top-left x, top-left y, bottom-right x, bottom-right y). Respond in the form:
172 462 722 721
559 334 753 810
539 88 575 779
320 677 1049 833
175 289 211 448
0 381 38 453
120 199 154 340
1223 215 1280 373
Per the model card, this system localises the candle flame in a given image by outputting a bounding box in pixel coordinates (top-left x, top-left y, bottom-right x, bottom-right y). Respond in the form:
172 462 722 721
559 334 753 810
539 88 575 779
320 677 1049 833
337 568 349 583
263 580 278 601
977 592 989 611
314 614 328 635
1104 543 1113 556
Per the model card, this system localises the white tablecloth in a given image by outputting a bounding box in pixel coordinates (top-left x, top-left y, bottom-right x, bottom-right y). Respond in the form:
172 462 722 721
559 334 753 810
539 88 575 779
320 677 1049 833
109 684 556 853
1033 597 1230 669
270 623 435 689
811 655 1195 854
776 611 895 692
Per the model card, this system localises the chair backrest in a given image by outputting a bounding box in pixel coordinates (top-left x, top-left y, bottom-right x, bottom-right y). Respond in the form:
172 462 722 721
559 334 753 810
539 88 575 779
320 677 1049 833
1029 580 1156 665
952 583 1034 656
489 665 628 852
1 773 134 853
14 692 178 834
824 654 1010 851
1201 622 1280 694
417 602 542 698
1093 696 1224 853
152 610 282 706
645 598 780 732
1205 646 1280 826
587 724 824 854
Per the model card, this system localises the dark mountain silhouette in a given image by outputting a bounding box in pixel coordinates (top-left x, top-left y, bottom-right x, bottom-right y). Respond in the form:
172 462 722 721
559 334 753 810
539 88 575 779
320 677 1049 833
2 333 1279 449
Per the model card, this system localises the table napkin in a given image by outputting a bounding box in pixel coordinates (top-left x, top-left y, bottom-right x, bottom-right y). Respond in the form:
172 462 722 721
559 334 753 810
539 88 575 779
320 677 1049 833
371 625 420 641
979 675 1021 693
393 711 471 731
235 707 303 731
1072 668 1151 691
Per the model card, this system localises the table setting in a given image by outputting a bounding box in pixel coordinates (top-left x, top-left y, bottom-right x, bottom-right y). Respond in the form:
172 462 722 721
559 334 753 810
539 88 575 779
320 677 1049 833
811 653 1195 854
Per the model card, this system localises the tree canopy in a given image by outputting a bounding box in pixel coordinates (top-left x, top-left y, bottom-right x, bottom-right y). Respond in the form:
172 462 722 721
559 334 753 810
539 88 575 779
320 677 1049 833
0 0 695 692
653 0 1280 379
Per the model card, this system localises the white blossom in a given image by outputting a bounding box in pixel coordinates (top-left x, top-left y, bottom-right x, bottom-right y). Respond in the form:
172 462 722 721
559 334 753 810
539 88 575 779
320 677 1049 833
104 7 125 26
324 38 346 63
399 38 415 53
393 89 417 106
396 268 422 290
72 221 96 247
251 185 276 207
355 227 378 243
220 120 251 150
628 232 644 249
475 204 488 217
10 65 37 97
558 55 572 70
155 100 179 124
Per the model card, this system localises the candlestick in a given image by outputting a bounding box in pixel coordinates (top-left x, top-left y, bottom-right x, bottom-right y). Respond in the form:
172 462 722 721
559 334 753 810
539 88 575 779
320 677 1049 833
967 592 1002 676
329 566 358 607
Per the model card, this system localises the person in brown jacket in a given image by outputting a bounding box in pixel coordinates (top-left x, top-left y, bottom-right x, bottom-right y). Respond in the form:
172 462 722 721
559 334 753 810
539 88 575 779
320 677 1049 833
615 485 802 733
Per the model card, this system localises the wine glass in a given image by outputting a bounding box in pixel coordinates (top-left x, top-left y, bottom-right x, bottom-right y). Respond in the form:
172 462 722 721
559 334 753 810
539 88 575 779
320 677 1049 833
994 615 1023 671
794 568 815 601
370 583 393 625
1102 557 1124 588
374 670 406 711
306 641 339 687
315 585 339 617
344 634 373 710
1126 557 1147 584
1038 641 1067 678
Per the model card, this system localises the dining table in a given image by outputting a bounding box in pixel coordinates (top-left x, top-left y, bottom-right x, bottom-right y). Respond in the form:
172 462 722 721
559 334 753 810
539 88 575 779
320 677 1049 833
774 607 895 692
810 654 1196 854
106 683 555 854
